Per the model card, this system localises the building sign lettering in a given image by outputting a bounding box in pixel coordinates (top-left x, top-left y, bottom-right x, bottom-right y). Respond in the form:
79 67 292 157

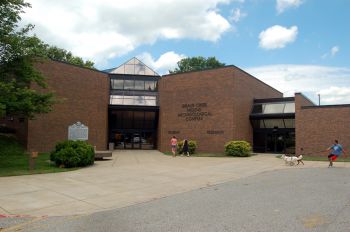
178 103 212 121
207 130 224 135
168 130 180 134
68 121 88 141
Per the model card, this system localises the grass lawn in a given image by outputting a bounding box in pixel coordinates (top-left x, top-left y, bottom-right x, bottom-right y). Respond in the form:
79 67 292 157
0 135 78 177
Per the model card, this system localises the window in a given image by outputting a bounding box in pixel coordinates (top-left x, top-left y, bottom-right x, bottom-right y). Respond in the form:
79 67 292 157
111 79 123 89
134 111 144 128
145 81 156 91
134 80 145 90
110 95 157 106
110 96 123 105
251 119 265 128
263 103 285 114
284 119 295 128
264 119 285 128
284 103 295 113
124 80 134 90
144 96 157 106
110 79 157 91
252 102 295 114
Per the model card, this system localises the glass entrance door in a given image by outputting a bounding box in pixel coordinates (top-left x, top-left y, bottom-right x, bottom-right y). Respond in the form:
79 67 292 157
113 131 149 149
109 109 158 149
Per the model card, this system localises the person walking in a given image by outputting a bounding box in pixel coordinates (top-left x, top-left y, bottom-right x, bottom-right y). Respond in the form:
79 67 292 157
327 140 346 167
182 139 190 157
170 136 178 157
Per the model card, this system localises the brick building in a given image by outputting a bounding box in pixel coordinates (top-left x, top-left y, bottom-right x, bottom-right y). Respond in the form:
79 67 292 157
2 58 349 155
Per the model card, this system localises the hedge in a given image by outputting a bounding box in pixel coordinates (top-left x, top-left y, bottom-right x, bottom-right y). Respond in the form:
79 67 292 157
50 140 94 168
224 140 252 157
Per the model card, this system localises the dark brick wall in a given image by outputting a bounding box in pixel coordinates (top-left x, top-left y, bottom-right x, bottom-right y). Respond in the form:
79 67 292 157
27 60 109 152
295 93 350 156
232 68 283 143
158 66 282 153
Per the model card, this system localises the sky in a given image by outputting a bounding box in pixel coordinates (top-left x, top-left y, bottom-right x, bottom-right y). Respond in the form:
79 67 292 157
21 0 350 105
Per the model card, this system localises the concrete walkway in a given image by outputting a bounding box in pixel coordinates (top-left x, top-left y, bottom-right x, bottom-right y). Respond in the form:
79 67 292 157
0 150 345 217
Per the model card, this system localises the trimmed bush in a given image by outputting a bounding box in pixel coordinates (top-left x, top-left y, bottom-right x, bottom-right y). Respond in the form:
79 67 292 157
50 140 94 168
177 140 197 154
224 140 252 157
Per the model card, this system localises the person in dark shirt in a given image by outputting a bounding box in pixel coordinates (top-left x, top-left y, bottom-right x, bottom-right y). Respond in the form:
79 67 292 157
182 139 190 157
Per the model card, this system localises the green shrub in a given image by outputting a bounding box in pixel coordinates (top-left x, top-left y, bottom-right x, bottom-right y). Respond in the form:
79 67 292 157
224 141 252 157
50 140 94 168
177 140 197 154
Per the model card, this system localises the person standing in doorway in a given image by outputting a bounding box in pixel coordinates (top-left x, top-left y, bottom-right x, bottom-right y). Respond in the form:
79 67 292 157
182 139 190 157
170 136 178 157
327 140 346 167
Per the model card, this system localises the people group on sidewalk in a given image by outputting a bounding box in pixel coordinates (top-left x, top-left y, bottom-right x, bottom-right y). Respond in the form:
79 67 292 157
170 136 190 157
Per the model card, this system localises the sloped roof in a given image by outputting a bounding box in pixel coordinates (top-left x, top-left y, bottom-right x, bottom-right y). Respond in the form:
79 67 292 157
106 57 159 76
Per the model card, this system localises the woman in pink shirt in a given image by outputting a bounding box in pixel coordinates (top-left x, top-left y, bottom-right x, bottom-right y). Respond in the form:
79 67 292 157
170 136 178 157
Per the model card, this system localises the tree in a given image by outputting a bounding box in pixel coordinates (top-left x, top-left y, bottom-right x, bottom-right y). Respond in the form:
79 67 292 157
0 0 93 118
45 46 95 69
1 0 55 118
169 56 225 74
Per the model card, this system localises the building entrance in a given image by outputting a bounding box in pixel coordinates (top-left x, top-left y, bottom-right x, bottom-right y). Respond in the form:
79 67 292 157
108 108 158 149
253 130 295 153
113 131 155 149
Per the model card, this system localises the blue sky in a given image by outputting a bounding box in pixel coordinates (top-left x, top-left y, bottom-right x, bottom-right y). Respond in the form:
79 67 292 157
22 0 350 104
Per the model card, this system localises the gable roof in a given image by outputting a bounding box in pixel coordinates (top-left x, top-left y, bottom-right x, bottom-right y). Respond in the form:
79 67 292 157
105 57 159 76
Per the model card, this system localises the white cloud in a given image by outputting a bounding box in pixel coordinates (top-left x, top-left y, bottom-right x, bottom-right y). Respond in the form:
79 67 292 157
230 8 247 22
321 46 340 59
276 0 303 14
22 0 231 64
137 51 186 75
317 87 350 104
331 46 339 57
259 25 298 50
245 64 350 104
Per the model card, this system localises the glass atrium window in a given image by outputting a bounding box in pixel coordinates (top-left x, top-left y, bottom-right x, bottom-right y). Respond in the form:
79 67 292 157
109 57 159 76
110 95 157 106
111 79 123 89
134 80 145 90
145 81 156 91
251 102 295 114
263 103 285 114
284 103 295 113
110 79 157 91
124 80 134 90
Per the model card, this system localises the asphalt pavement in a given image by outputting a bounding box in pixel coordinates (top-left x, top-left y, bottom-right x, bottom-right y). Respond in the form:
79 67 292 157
2 167 350 232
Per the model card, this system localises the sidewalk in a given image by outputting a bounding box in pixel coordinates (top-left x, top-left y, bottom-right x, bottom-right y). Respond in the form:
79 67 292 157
0 150 344 217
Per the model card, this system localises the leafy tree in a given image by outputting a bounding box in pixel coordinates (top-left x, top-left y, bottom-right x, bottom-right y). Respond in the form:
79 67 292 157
169 56 225 74
45 46 95 69
0 1 54 118
0 0 93 118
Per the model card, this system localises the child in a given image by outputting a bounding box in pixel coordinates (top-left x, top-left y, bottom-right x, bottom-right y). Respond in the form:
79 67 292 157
182 139 190 157
170 136 178 157
327 140 346 167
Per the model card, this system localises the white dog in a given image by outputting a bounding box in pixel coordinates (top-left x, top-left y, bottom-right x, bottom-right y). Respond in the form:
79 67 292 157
281 154 303 166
